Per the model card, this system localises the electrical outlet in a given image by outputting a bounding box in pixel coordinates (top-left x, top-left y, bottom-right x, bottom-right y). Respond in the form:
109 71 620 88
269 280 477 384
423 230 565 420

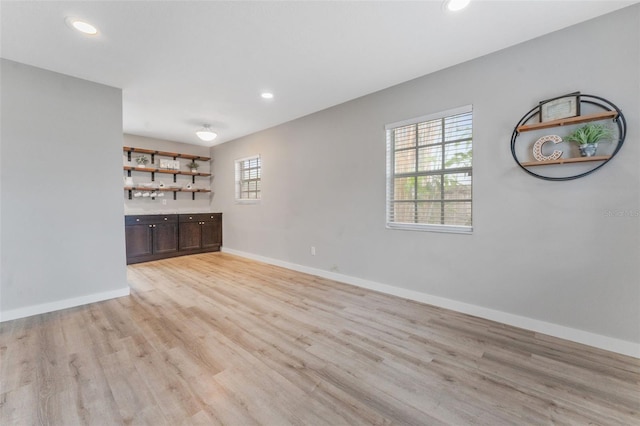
162 199 167 205
311 246 316 256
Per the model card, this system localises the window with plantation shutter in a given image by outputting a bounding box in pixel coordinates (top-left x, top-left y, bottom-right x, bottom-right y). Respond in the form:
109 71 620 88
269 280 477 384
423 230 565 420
235 155 261 202
386 106 473 233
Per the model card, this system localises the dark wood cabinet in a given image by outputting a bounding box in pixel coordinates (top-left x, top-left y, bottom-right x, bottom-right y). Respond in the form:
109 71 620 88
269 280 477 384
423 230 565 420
179 221 202 251
179 213 222 251
153 222 179 254
125 223 154 258
125 215 178 263
125 213 221 264
201 215 222 249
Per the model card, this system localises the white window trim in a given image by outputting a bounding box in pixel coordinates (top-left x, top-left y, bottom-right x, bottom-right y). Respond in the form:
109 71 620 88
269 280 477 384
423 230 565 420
235 154 261 204
385 105 473 234
384 105 472 132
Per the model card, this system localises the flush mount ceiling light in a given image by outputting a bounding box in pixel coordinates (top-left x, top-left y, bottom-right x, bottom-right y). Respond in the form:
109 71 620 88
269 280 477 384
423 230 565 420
261 92 274 99
196 125 217 142
65 17 98 35
443 0 471 12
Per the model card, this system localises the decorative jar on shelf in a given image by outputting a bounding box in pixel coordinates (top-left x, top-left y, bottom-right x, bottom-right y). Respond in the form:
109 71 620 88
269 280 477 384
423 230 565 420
578 143 598 157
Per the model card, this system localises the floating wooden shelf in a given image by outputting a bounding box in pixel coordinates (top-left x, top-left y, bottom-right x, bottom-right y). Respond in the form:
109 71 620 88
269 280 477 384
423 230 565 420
123 146 210 161
124 187 210 193
516 111 618 133
124 186 210 201
176 188 211 193
520 155 611 167
123 166 211 177
123 146 211 199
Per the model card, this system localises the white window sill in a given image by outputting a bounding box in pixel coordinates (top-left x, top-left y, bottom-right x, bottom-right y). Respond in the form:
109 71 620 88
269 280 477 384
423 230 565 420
386 222 472 234
235 199 261 205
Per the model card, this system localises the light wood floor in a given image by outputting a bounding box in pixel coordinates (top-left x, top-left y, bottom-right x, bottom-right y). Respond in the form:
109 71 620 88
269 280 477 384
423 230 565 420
1 252 639 425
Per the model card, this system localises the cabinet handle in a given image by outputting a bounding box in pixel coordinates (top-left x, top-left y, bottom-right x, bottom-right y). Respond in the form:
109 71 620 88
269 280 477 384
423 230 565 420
136 219 140 222
164 217 168 220
149 225 152 228
189 216 193 219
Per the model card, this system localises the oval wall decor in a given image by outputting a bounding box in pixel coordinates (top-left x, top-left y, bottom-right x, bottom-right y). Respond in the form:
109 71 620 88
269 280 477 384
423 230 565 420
511 94 626 181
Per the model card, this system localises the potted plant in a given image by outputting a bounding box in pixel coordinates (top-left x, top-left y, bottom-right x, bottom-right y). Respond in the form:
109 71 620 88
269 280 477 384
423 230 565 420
187 160 200 173
135 155 150 168
564 123 613 157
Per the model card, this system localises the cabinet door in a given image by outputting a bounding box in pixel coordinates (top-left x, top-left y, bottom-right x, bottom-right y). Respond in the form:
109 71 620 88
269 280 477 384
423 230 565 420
179 222 202 250
125 224 153 259
201 215 222 249
153 222 179 254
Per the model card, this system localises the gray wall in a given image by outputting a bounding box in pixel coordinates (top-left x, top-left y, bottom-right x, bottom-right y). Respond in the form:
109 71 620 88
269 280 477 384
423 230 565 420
211 7 640 344
1 59 127 318
123 134 212 214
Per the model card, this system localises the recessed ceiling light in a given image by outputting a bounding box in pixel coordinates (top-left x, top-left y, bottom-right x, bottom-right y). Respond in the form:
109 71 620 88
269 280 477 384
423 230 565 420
261 92 274 100
65 17 98 35
443 0 471 12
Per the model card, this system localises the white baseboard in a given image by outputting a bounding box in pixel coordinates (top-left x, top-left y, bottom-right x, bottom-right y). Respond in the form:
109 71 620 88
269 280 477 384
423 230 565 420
222 247 640 359
0 287 130 323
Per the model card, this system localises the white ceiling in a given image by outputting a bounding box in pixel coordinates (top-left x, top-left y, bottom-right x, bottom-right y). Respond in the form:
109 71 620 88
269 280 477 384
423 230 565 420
1 1 637 147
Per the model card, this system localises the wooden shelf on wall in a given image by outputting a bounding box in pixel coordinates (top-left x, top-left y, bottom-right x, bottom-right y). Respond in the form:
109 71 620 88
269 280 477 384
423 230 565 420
123 146 210 161
124 187 211 193
123 145 211 199
123 166 211 177
124 186 211 201
516 111 618 133
520 155 611 167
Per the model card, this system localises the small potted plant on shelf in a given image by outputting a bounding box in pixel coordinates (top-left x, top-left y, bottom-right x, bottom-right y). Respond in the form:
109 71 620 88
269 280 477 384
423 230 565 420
135 155 150 168
187 160 200 173
564 123 614 157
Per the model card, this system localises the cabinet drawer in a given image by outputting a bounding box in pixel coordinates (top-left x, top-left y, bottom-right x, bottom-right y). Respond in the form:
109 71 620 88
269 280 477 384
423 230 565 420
125 214 177 226
179 213 218 223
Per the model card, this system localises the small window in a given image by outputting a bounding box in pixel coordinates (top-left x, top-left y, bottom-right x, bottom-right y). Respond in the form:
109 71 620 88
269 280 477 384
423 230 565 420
386 106 472 233
235 155 261 202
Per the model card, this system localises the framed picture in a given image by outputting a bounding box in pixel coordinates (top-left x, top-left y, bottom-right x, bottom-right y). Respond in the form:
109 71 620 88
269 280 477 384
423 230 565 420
160 159 180 169
539 92 580 122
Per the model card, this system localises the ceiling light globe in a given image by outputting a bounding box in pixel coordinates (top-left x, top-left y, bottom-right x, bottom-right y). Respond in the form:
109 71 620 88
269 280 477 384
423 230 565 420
261 92 274 99
196 126 217 142
444 0 471 12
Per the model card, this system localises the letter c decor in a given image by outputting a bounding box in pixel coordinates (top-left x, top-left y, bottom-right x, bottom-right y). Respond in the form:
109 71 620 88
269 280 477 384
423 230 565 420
532 135 563 162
